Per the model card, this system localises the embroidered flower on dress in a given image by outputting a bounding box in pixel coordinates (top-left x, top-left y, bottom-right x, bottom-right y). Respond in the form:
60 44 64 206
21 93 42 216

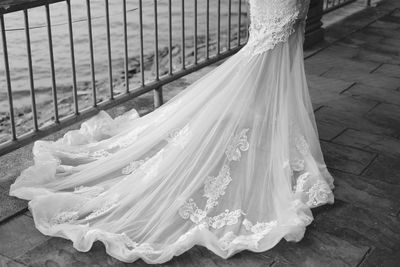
204 165 232 211
84 196 119 220
73 186 104 197
242 219 277 235
122 159 146 175
225 128 250 161
295 135 310 156
209 209 243 229
178 128 250 230
50 211 79 225
291 158 305 172
167 125 191 148
294 172 310 193
306 180 332 207
91 149 112 158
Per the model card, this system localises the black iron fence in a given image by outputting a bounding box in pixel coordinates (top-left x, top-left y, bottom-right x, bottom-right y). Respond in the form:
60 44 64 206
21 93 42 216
0 0 249 156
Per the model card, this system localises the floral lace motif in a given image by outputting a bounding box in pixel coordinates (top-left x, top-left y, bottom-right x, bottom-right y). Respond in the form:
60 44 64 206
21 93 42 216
122 159 146 175
73 185 104 198
167 125 191 148
204 165 232 211
50 195 119 225
292 134 333 208
306 180 332 207
84 199 118 220
219 219 277 251
178 128 250 228
244 0 310 57
225 129 250 161
50 211 79 225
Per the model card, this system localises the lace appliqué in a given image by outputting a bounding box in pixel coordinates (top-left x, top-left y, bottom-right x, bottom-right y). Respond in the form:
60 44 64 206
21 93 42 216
204 165 232 210
84 199 118 220
244 0 303 57
219 219 277 251
50 195 119 225
178 128 250 228
167 125 191 148
122 159 146 175
292 135 333 208
50 211 79 225
225 129 250 161
306 180 332 207
73 185 104 198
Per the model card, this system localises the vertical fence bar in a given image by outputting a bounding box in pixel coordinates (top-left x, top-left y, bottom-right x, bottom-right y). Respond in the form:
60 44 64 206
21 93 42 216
86 0 97 106
168 0 172 75
45 4 59 123
66 0 79 115
153 0 163 107
181 0 185 69
0 15 16 140
245 0 249 41
123 0 129 93
217 0 220 54
228 0 231 50
105 0 113 99
138 0 145 86
193 0 197 64
23 9 39 131
206 0 209 59
153 0 159 81
238 0 242 46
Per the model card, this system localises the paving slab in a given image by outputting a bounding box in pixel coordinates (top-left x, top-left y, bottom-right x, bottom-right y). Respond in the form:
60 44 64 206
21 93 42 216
305 50 380 76
332 128 400 157
315 106 398 137
330 169 400 216
322 94 379 114
312 199 400 252
262 230 370 267
0 192 27 222
320 141 376 175
307 75 353 107
372 63 400 79
0 255 26 267
363 154 400 185
316 120 346 141
322 65 400 90
365 103 400 137
0 214 50 259
343 82 400 107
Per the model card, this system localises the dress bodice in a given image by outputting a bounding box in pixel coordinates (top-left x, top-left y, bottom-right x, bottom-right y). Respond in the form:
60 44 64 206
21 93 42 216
245 0 310 56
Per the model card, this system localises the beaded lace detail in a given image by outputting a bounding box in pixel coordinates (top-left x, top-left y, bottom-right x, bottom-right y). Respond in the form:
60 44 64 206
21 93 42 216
244 0 310 57
178 128 250 227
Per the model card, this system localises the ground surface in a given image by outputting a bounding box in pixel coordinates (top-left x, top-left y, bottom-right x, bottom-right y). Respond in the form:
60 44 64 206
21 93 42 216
1 0 400 266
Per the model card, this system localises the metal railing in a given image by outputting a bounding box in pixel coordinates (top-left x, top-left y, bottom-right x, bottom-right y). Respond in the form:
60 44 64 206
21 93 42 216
0 0 249 156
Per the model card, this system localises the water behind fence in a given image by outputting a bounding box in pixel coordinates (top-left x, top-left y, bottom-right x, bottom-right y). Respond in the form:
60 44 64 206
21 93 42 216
0 0 249 155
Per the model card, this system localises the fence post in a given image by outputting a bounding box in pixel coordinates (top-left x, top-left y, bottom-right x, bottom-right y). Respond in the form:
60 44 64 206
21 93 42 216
305 0 324 48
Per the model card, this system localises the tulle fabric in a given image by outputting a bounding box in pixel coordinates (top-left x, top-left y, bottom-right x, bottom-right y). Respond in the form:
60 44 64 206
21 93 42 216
9 21 334 264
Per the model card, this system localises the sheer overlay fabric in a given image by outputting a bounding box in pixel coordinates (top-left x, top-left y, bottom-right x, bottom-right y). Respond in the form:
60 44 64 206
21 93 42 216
10 0 334 264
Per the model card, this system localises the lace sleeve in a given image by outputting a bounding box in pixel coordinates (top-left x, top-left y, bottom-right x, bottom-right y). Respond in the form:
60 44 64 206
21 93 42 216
244 0 310 56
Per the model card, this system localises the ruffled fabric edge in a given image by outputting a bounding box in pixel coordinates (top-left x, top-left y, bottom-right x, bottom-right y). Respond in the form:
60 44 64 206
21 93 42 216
28 195 315 264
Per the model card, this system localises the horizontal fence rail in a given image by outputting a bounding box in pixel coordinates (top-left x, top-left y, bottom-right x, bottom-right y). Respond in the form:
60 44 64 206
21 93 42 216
0 0 249 156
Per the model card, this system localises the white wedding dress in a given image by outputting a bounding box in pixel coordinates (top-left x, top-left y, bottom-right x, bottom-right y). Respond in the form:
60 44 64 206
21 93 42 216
10 0 334 264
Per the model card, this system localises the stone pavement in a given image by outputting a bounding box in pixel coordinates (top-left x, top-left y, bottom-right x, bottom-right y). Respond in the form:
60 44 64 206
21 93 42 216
1 0 400 266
